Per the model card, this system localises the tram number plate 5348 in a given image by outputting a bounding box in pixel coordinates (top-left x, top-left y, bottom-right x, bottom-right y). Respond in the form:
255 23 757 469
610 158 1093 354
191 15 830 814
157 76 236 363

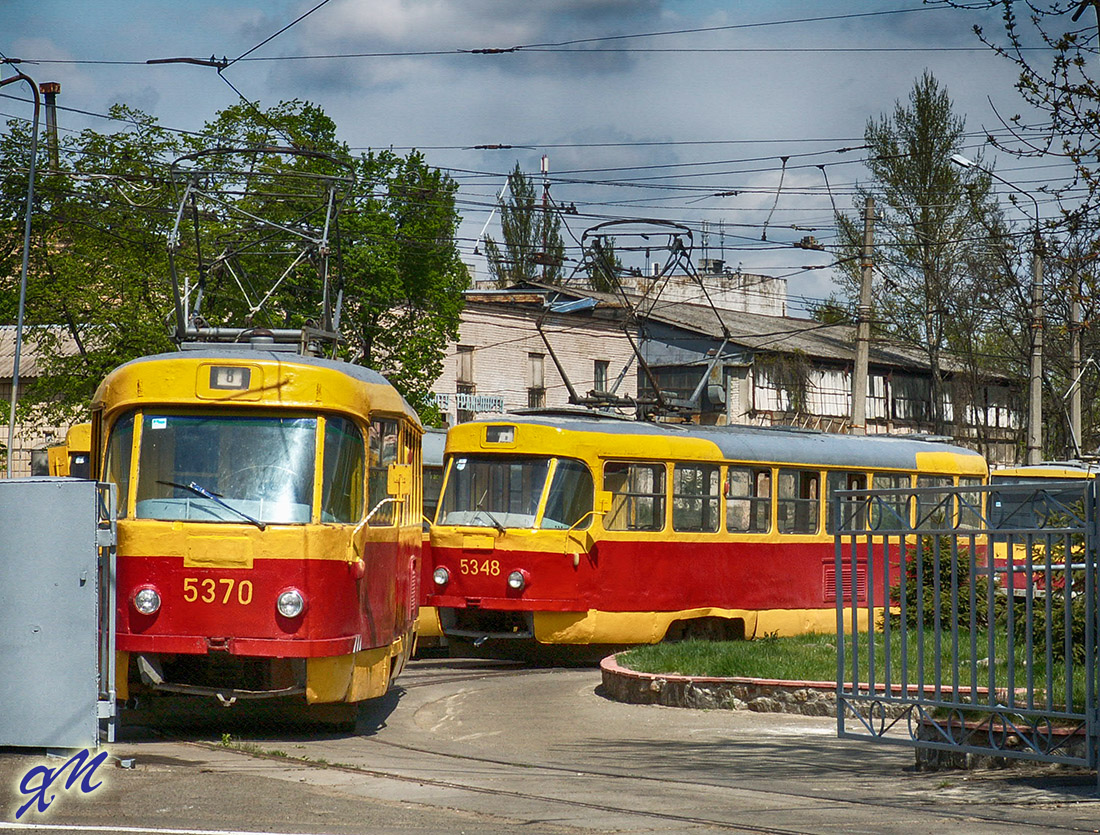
459 558 500 576
183 577 254 605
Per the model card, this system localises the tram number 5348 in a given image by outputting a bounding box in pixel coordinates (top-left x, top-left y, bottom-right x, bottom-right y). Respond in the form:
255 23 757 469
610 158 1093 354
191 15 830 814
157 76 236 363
183 577 254 605
459 558 500 576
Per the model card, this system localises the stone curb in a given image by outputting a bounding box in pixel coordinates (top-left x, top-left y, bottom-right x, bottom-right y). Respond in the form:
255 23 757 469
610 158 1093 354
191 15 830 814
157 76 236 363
599 654 840 716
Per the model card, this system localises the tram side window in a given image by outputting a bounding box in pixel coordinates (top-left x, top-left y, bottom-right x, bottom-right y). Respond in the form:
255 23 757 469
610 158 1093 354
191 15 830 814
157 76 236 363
957 477 984 530
672 463 720 532
916 475 953 530
321 415 365 523
368 418 399 526
870 473 912 530
104 412 135 518
777 468 819 534
726 467 771 533
542 459 594 530
825 471 867 534
604 462 665 531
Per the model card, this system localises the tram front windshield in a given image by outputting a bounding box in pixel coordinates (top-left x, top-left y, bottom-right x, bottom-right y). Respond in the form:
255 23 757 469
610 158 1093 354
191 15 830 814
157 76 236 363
989 475 1089 530
110 413 319 525
438 455 593 530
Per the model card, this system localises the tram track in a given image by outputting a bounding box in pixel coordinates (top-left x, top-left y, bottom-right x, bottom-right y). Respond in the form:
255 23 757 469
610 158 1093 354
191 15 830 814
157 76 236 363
358 736 1100 833
386 662 1100 833
178 727 1099 835
136 663 1098 834
183 738 835 835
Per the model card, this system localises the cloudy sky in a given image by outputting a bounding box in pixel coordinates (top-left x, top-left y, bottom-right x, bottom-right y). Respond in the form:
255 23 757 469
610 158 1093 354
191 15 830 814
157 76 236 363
2 1 1076 313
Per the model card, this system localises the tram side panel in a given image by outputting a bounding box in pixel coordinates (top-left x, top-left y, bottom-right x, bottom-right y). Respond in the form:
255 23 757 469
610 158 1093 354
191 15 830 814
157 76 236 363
426 415 987 647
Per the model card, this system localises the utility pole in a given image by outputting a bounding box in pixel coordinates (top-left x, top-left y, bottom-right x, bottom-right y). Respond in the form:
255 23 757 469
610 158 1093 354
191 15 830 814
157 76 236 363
1070 288 1082 456
540 155 549 282
951 153 1043 465
1028 233 1044 465
850 197 874 436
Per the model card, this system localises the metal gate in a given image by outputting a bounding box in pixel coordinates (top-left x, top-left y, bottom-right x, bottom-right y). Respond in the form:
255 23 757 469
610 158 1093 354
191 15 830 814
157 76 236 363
0 478 117 748
835 480 1100 780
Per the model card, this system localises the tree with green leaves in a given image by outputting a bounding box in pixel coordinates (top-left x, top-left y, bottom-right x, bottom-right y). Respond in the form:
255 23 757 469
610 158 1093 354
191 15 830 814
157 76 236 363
932 0 1100 456
483 162 564 287
835 71 1014 442
583 236 622 293
0 99 466 425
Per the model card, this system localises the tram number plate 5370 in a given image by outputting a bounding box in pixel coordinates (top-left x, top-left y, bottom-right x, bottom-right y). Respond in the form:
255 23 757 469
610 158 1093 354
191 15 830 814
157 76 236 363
459 558 500 576
183 577 254 605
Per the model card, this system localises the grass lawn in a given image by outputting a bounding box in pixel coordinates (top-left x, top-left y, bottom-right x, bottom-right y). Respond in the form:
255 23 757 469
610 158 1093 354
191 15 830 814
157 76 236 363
619 633 838 681
618 630 1089 712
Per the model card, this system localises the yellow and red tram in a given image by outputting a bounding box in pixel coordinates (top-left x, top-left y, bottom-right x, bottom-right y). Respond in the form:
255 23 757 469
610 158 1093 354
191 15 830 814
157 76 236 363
91 345 422 710
414 427 448 647
425 412 988 649
47 421 92 478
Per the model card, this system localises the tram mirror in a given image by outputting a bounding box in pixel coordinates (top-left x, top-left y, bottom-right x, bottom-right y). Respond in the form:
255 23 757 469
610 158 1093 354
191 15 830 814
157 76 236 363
387 463 413 496
595 490 613 514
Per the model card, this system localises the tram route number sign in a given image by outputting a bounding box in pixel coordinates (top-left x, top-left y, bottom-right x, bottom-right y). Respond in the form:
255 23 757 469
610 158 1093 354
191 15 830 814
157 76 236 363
459 558 500 576
182 576 254 605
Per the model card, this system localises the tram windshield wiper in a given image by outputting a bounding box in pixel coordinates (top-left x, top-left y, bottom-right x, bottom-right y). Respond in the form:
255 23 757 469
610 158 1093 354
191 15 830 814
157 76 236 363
157 480 267 530
477 508 507 534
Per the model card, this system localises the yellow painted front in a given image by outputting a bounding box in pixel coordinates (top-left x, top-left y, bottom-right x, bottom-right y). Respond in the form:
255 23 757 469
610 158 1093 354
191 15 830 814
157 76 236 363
416 606 444 639
306 629 413 703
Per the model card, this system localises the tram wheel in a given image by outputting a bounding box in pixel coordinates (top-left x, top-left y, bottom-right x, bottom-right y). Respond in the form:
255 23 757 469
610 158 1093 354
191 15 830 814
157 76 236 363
664 616 745 642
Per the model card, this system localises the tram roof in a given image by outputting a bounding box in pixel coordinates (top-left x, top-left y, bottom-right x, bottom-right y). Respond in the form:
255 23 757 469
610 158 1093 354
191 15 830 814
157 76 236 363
95 348 418 421
463 411 986 472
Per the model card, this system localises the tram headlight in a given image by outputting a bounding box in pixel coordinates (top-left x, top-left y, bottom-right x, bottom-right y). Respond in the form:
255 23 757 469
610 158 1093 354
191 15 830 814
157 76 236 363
507 570 528 591
432 567 450 586
276 588 306 618
132 586 161 616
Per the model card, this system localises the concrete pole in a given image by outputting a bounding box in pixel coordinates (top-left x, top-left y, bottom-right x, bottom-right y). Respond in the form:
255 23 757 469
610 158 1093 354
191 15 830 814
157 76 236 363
1027 237 1044 465
1071 291 1082 457
850 197 874 436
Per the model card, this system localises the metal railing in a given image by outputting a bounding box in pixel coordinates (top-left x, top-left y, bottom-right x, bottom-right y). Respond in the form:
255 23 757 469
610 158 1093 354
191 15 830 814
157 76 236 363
834 481 1100 783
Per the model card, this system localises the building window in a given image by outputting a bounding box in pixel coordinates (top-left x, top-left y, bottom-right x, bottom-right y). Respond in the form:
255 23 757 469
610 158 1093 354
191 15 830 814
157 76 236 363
456 346 476 422
457 383 476 423
456 345 474 384
528 352 545 409
594 360 609 392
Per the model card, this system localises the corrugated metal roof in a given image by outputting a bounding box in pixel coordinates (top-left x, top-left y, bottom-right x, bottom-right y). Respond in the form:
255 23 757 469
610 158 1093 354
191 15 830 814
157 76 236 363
487 281 987 377
0 325 77 379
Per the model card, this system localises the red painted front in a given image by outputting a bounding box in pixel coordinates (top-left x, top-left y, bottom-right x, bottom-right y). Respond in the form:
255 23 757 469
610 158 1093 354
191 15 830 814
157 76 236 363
117 544 409 658
425 538 895 615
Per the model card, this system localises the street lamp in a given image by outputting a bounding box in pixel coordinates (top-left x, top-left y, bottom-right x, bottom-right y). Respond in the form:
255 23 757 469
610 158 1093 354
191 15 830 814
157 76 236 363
951 153 1044 466
1 64 41 478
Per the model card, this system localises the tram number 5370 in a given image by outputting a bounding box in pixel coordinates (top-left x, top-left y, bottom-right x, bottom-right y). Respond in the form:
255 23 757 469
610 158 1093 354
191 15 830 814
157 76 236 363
183 577 254 605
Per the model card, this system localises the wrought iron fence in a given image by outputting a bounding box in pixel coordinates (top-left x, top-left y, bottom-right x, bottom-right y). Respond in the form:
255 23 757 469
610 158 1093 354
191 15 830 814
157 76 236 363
834 480 1100 782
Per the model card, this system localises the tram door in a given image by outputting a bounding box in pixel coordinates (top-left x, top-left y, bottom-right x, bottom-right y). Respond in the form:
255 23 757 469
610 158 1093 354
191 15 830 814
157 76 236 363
0 478 116 748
